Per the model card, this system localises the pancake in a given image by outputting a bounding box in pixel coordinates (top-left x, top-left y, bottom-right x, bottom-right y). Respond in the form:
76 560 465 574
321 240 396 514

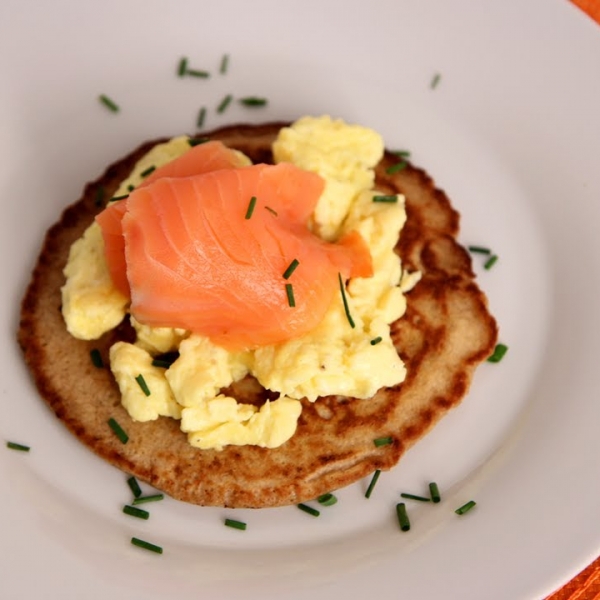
17 122 498 508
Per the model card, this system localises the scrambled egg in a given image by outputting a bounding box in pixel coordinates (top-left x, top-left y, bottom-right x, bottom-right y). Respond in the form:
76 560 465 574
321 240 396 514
62 116 415 450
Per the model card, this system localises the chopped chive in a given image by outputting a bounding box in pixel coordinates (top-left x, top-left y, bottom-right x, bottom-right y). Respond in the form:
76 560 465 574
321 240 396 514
245 195 257 219
186 69 210 78
487 343 508 363
393 150 411 158
401 492 431 502
108 418 128 444
429 482 441 503
151 351 179 369
151 359 172 369
317 493 338 506
140 165 156 178
196 107 207 129
396 503 411 531
373 194 398 203
285 283 296 307
455 500 477 515
177 56 188 77
189 136 209 147
89 348 104 368
132 494 164 505
109 194 129 202
239 96 268 107
135 374 151 397
217 94 233 114
297 503 320 517
370 336 383 346
94 186 105 207
131 537 163 554
220 53 229 74
338 273 355 328
484 254 499 270
283 259 300 279
224 518 247 530
373 436 393 447
431 73 441 89
127 476 142 498
99 94 120 112
127 184 135 192
265 206 278 216
386 161 408 175
365 469 381 499
123 505 150 520
468 245 491 255
6 441 30 452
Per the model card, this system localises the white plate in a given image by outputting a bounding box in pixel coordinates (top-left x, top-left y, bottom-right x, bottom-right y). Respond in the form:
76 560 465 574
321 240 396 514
1 0 599 598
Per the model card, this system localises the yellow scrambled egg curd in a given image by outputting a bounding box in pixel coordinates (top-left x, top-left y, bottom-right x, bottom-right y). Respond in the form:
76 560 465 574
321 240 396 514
63 116 416 451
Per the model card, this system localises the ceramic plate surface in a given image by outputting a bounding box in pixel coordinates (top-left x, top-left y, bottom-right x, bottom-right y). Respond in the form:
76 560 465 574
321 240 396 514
1 1 599 598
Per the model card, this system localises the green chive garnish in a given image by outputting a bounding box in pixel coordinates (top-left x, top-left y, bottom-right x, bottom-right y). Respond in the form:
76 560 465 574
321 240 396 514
177 57 188 77
217 94 233 114
127 476 142 498
370 336 383 346
386 161 408 174
338 273 355 328
189 136 209 147
373 195 398 203
131 537 163 554
135 374 151 397
429 482 441 503
123 505 150 520
245 196 257 219
99 94 120 112
94 186 105 207
400 492 431 502
265 206 278 216
220 53 229 74
90 348 104 368
283 259 300 279
455 500 477 515
297 503 320 517
239 96 268 107
396 503 411 531
224 518 247 530
151 351 179 369
373 436 393 447
285 283 296 307
468 245 491 255
132 494 164 506
196 107 207 129
484 255 499 270
108 418 128 444
365 469 381 499
140 165 156 178
109 194 129 203
431 73 441 89
186 69 210 78
6 441 30 452
393 150 411 158
127 184 135 192
317 493 338 506
487 343 508 363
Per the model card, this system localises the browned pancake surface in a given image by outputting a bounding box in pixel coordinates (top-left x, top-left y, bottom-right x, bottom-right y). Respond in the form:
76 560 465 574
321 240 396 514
18 122 497 508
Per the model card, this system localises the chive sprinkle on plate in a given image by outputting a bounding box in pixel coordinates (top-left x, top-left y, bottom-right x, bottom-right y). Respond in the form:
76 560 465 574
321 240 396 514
285 283 296 307
429 481 441 503
6 441 30 452
99 94 119 113
373 436 393 447
220 53 229 74
217 93 233 114
396 503 411 531
484 254 499 270
400 492 431 502
455 500 477 515
177 56 188 77
224 518 247 530
186 68 210 78
132 494 164 506
317 493 338 506
430 73 441 89
89 348 104 368
196 107 207 129
282 258 300 279
370 336 383 346
365 469 381 499
468 245 492 255
239 96 268 107
297 503 320 517
487 343 509 363
131 537 163 554
135 374 151 397
245 195 257 219
127 476 142 498
123 505 150 520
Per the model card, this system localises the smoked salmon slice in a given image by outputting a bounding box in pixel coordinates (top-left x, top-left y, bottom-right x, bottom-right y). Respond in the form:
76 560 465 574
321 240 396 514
97 153 373 350
96 140 247 296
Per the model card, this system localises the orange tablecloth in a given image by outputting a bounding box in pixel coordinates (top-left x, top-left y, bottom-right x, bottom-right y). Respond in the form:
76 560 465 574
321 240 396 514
545 555 600 599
